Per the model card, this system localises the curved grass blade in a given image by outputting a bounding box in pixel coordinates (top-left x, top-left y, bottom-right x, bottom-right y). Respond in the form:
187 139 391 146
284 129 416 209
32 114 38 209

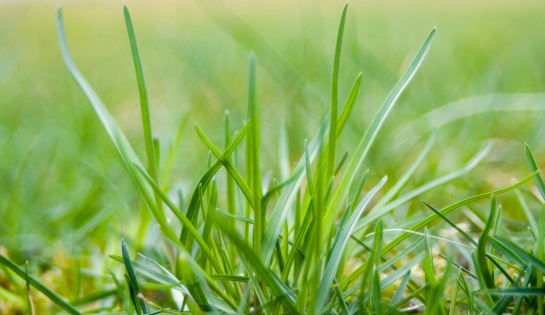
477 196 496 290
216 208 254 224
525 143 545 201
355 142 491 233
324 27 436 240
326 2 349 180
314 177 387 313
421 201 477 246
379 171 537 256
179 254 210 310
0 254 82 315
238 251 270 315
374 132 435 210
56 5 175 240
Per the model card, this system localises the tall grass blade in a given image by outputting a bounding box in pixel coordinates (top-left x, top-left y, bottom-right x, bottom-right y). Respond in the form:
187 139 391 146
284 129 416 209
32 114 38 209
324 27 436 239
326 2 348 181
123 5 162 210
56 5 174 240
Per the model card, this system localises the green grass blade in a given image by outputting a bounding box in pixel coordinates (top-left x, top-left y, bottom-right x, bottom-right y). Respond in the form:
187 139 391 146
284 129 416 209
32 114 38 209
281 198 314 283
337 73 362 136
448 268 462 315
238 251 270 315
375 132 435 209
133 164 225 274
326 2 348 181
494 236 545 273
0 254 82 315
422 201 477 246
196 125 254 207
525 143 545 201
261 115 329 266
390 271 411 307
324 27 436 239
379 171 537 256
477 196 496 290
56 5 174 240
217 220 299 313
314 177 387 313
181 123 248 248
357 143 490 232
123 5 161 206
485 288 545 296
370 221 384 314
216 208 255 224
246 53 263 256
122 240 148 314
179 253 210 310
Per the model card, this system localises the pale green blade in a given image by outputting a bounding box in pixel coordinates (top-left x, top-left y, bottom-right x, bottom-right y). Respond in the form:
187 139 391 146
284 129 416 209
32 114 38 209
324 28 436 240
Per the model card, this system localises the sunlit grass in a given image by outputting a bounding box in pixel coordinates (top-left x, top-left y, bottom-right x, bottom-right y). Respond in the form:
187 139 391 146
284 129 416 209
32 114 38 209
1 1 545 314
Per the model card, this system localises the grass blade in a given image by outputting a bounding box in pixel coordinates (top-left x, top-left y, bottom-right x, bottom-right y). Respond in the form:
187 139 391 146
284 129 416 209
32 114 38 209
122 240 148 314
477 196 496 290
314 177 387 313
0 254 82 315
181 123 248 249
326 2 348 180
56 5 174 240
324 27 436 240
380 171 537 256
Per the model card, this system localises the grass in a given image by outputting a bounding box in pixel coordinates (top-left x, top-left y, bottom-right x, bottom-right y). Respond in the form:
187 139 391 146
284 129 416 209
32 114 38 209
1 0 545 314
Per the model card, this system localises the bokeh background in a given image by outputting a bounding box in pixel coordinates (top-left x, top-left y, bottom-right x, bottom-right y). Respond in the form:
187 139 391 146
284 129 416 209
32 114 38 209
1 0 545 282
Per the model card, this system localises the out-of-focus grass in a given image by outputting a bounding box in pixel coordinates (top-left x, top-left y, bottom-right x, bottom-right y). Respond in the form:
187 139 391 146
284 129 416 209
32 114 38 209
0 1 545 311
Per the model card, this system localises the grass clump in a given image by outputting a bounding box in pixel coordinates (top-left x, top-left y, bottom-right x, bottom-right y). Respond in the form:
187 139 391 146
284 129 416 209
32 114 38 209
1 2 544 314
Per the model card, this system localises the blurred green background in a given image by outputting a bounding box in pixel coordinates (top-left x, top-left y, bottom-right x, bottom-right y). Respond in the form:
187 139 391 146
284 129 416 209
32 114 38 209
1 0 545 267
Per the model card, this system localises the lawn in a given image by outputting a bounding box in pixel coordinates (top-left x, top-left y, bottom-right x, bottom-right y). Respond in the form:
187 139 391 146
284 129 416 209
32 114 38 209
1 0 545 313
